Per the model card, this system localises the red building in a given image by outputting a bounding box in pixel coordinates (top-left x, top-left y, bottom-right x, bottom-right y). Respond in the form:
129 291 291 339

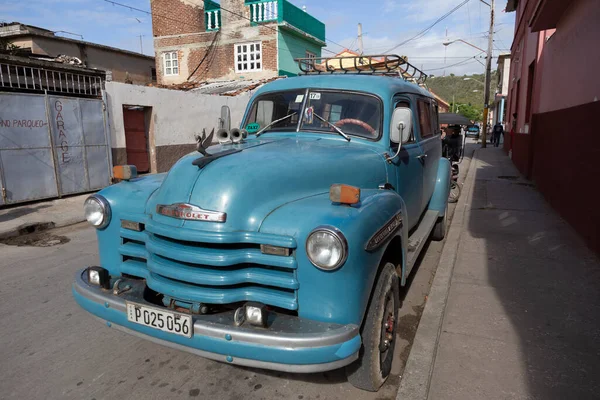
505 0 600 253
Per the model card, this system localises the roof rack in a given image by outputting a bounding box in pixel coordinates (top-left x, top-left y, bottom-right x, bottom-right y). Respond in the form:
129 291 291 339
296 54 427 84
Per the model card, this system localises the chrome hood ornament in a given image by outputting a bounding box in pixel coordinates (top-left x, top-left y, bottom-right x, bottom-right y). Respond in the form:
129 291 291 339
156 203 227 222
194 128 215 157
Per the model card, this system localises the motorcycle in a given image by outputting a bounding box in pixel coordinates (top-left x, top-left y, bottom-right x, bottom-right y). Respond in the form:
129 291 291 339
441 126 465 203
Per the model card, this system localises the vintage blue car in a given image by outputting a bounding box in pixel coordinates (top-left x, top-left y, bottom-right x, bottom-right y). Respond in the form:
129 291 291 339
73 56 451 391
465 124 481 139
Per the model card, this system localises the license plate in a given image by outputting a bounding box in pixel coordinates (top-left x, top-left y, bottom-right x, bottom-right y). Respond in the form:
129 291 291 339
126 302 193 338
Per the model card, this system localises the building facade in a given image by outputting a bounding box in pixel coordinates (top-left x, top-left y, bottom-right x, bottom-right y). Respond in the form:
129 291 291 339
0 23 155 85
492 53 510 125
150 0 325 85
504 0 600 253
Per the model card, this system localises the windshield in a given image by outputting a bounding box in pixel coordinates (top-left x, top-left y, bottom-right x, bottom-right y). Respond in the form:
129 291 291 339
243 89 382 139
244 90 304 133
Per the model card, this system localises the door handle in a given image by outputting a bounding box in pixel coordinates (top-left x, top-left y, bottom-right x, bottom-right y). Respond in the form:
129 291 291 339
416 153 428 160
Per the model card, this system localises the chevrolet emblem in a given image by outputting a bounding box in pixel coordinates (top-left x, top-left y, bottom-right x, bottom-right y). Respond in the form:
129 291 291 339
156 203 227 223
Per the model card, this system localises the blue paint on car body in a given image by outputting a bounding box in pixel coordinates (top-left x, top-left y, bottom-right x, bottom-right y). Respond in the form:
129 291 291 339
73 73 449 373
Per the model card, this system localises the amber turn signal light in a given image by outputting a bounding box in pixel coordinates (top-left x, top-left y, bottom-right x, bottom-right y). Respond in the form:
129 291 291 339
330 184 360 205
113 165 138 181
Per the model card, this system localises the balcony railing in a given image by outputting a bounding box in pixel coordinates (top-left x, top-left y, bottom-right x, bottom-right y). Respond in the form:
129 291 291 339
202 0 325 43
248 0 279 23
205 0 221 31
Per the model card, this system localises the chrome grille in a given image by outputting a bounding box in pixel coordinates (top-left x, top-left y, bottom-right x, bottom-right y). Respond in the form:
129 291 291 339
118 220 298 311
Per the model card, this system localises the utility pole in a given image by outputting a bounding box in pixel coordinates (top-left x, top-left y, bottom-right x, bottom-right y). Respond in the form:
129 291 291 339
481 0 495 148
138 35 143 54
357 23 364 55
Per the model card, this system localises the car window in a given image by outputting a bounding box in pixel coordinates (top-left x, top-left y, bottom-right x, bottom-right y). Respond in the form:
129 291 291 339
417 99 433 139
301 90 382 139
244 89 305 131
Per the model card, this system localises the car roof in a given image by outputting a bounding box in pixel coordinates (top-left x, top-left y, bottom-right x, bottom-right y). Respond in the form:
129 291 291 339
252 74 434 102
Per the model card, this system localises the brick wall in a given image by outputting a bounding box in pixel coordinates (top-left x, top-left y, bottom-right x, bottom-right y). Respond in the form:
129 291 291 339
150 0 205 36
151 0 278 84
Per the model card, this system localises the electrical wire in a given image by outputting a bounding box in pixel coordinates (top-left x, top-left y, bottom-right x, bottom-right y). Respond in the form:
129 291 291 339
385 0 471 54
102 0 341 54
187 30 221 80
424 54 483 72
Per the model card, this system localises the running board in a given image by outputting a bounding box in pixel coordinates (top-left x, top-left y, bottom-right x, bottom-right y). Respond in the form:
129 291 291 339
406 210 439 277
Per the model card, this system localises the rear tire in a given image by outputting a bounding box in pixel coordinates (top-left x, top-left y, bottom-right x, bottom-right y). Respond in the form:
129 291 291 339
346 262 399 392
431 203 448 241
448 181 461 203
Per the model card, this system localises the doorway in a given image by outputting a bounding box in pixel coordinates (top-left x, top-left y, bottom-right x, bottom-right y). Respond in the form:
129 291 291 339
123 106 150 173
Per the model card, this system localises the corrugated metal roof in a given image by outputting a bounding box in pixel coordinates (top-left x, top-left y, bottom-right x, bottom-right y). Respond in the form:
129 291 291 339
190 76 285 96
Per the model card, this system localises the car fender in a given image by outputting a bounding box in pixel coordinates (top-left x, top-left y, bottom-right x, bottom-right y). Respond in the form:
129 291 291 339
428 157 451 215
95 174 166 276
259 189 408 326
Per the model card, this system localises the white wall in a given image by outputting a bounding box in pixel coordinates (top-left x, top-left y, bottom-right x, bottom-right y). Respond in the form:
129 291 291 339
104 81 252 149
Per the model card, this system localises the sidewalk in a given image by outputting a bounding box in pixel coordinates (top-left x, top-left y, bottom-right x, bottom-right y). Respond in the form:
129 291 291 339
0 194 89 239
398 148 600 400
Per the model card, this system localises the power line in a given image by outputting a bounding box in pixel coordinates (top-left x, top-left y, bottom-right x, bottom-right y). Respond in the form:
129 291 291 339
385 0 471 54
362 33 488 52
102 0 340 54
424 52 484 72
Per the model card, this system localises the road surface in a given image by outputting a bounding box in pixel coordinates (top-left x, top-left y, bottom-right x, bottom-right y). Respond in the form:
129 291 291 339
0 142 475 400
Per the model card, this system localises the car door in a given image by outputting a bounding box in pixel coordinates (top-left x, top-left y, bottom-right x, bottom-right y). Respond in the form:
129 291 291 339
416 97 442 212
390 97 423 231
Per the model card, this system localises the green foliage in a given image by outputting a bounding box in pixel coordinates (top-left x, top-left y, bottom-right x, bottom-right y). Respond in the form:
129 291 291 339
427 71 497 123
0 39 20 54
450 102 482 122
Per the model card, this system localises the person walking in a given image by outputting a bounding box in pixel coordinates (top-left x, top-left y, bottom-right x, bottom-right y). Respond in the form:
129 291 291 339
492 122 504 147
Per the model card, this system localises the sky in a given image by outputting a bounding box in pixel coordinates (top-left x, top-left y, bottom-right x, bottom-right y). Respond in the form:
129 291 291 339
0 0 515 76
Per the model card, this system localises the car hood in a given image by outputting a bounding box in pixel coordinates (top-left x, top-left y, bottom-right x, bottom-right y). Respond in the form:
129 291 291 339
147 136 387 232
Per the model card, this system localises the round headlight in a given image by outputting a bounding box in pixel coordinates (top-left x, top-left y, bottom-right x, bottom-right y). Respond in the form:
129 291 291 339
306 227 348 271
84 195 111 229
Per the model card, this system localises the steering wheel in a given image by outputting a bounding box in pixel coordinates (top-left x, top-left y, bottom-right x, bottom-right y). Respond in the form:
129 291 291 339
334 118 376 135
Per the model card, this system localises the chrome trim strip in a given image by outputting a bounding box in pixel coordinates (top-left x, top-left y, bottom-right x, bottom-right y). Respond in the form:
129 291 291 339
74 270 359 348
156 203 227 223
101 318 358 373
365 212 403 252
145 219 297 248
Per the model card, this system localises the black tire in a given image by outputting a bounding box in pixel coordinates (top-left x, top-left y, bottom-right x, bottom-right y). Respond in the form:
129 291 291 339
431 202 448 241
448 181 461 203
346 262 400 391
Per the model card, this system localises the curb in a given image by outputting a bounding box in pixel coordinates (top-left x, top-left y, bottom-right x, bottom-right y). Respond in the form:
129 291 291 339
396 148 481 400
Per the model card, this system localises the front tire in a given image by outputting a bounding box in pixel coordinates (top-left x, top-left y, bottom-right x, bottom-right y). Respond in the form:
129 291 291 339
346 262 400 391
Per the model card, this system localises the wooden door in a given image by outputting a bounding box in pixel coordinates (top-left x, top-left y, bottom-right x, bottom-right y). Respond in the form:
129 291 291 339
123 108 149 173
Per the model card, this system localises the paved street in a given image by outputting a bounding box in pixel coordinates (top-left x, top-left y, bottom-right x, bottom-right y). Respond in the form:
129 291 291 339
0 144 474 400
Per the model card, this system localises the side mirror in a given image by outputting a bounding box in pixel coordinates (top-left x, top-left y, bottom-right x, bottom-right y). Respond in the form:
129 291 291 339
219 105 231 131
390 107 413 145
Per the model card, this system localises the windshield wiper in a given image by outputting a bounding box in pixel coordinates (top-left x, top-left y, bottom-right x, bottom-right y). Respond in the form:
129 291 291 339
313 113 351 142
255 112 297 137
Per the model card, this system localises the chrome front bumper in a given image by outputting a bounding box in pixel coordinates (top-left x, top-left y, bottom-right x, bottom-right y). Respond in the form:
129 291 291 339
72 269 361 373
